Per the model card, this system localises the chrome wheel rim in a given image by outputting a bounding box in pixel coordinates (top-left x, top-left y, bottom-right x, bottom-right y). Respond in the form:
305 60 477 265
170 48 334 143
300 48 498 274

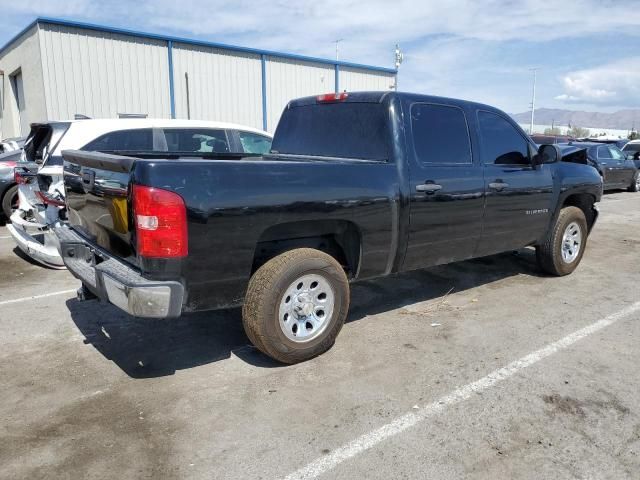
278 273 335 343
635 174 640 191
561 221 582 264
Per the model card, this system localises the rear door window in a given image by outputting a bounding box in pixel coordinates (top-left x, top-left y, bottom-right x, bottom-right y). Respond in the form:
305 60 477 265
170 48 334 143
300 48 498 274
82 129 153 152
272 103 389 160
162 128 230 153
411 103 472 164
478 111 531 166
238 131 272 154
608 146 624 160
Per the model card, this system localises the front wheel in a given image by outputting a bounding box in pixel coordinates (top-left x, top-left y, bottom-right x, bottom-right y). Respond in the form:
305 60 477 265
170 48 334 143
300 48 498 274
629 172 640 192
536 206 588 276
242 248 350 364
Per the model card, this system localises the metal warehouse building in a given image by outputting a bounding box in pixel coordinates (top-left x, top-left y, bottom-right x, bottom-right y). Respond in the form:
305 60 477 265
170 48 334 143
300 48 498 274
0 17 397 138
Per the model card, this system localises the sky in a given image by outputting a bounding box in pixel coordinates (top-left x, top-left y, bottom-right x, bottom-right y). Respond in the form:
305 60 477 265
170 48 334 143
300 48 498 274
1 0 639 114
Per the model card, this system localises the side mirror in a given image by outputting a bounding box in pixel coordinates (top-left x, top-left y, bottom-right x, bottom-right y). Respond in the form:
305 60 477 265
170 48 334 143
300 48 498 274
534 144 560 166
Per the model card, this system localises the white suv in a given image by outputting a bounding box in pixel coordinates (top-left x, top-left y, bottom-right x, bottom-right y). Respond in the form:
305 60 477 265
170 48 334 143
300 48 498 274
9 119 272 267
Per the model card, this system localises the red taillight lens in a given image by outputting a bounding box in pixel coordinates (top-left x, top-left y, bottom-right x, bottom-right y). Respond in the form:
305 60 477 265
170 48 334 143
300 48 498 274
133 184 188 258
14 168 27 184
317 92 348 103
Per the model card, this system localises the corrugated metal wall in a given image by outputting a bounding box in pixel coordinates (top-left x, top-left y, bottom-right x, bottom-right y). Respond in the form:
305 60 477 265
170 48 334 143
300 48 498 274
1 20 397 135
0 26 47 138
265 57 335 132
38 24 171 120
340 66 396 92
171 43 263 129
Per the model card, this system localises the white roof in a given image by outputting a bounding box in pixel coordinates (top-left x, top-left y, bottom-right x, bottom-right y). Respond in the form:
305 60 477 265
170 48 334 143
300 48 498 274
59 118 270 135
51 118 271 156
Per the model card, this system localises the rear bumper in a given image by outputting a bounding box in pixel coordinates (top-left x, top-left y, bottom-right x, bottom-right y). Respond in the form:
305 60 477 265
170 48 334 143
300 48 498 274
54 227 184 318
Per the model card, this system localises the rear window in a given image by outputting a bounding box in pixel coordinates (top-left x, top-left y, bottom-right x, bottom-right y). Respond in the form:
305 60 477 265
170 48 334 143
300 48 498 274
82 128 153 152
271 103 389 160
624 143 640 153
162 128 230 153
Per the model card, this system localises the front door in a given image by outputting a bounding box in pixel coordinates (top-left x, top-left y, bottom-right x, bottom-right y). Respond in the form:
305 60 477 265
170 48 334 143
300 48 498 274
403 102 485 270
475 110 554 257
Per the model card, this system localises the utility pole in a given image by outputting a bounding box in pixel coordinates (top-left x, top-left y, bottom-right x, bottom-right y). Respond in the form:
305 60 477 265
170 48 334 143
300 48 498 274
334 39 343 61
529 67 539 134
394 44 403 91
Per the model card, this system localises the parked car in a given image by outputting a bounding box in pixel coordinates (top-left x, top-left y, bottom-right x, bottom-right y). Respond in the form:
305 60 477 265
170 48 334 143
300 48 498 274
530 134 575 145
9 119 272 268
0 149 26 218
56 91 602 363
560 141 639 192
0 137 25 154
622 139 640 168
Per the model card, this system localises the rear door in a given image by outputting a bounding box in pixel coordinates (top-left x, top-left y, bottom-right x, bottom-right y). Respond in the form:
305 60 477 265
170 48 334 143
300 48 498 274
475 110 554 256
596 145 621 187
403 102 485 270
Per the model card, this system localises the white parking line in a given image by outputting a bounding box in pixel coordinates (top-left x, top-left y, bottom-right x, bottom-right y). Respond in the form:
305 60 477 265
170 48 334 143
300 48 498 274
0 289 77 307
282 301 640 480
0 235 13 239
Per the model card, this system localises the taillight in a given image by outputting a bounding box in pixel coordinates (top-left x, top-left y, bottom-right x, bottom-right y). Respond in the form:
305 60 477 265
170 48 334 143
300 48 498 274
133 184 188 258
317 92 348 103
14 168 27 184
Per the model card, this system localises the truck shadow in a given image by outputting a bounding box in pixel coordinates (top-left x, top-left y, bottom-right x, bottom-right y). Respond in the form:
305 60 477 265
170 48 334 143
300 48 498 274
66 249 542 378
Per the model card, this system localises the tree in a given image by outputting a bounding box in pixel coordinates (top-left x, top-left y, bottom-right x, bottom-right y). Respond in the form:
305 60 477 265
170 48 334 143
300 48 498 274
543 127 562 135
567 126 590 138
629 131 639 141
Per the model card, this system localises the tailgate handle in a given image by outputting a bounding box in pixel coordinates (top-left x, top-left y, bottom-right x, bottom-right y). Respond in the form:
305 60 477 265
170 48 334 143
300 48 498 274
81 169 95 192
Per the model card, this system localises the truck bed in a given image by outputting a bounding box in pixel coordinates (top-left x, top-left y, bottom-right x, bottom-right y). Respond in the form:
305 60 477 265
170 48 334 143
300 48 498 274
62 150 403 311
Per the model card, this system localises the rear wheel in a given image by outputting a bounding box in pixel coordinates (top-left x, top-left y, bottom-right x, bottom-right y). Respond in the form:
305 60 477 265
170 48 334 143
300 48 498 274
242 248 350 364
2 184 19 219
629 172 640 192
536 206 588 276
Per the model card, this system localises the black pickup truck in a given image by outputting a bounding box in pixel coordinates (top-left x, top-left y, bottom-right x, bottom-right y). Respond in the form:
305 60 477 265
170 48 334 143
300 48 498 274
56 91 602 363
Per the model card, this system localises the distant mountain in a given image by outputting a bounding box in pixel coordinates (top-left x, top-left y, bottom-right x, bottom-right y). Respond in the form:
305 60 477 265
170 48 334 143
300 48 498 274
510 108 640 130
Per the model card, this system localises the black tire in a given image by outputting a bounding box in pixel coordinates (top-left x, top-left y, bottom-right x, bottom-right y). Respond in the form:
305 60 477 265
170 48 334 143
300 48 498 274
2 184 19 219
536 206 588 276
242 248 350 364
628 172 639 192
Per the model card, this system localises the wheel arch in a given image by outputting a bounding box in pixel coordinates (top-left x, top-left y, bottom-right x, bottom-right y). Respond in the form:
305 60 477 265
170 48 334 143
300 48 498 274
561 192 597 233
251 219 362 279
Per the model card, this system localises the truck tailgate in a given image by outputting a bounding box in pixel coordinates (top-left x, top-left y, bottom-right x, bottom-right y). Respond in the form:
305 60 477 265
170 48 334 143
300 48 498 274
62 150 136 263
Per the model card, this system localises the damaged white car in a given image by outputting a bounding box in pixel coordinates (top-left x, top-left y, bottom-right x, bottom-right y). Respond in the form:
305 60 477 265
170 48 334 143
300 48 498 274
8 119 273 268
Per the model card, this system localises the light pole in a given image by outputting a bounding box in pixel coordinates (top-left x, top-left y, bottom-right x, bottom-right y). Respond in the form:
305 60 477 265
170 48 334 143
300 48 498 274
394 44 403 91
334 39 343 61
529 67 539 134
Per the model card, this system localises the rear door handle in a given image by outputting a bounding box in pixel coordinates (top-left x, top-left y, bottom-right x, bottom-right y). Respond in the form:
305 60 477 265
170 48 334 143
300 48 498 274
416 183 442 193
489 181 509 191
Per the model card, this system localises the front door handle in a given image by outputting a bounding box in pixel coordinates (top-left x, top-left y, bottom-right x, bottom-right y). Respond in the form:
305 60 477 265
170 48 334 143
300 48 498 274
488 181 509 191
416 183 442 193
